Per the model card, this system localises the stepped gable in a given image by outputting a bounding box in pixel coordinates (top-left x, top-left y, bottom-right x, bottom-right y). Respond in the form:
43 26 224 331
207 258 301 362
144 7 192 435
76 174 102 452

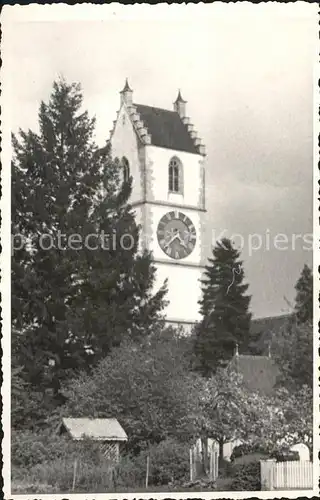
110 81 206 156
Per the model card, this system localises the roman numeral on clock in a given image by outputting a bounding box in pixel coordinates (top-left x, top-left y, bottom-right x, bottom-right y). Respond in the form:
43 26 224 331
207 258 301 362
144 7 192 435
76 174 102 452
157 211 197 260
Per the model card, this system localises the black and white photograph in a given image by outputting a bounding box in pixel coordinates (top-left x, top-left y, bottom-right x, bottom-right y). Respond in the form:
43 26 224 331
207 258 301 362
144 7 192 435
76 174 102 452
2 2 319 497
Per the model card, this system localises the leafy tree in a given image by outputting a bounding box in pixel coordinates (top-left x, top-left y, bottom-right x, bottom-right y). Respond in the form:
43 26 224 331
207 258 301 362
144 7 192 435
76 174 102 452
294 264 313 324
197 369 313 469
194 238 252 375
272 321 312 389
12 79 167 418
196 368 272 466
62 329 199 452
247 385 313 456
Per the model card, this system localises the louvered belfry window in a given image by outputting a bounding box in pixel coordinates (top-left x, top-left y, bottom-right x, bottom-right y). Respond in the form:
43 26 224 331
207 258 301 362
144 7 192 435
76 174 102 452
168 157 182 193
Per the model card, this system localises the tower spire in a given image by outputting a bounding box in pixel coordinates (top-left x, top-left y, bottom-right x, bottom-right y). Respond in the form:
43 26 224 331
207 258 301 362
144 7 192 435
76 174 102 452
173 89 187 117
121 78 132 93
120 78 133 106
174 89 187 104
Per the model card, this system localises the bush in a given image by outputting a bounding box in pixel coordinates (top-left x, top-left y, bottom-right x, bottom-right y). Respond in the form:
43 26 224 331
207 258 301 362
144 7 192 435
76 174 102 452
11 429 105 469
11 429 73 468
271 449 299 462
29 458 114 493
13 458 114 493
12 429 116 493
218 458 234 477
232 452 270 466
230 461 261 491
230 443 270 462
230 442 300 464
117 439 190 487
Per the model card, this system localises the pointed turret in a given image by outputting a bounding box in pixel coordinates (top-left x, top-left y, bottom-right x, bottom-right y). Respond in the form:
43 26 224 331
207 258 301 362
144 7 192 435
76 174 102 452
173 89 187 118
120 78 133 106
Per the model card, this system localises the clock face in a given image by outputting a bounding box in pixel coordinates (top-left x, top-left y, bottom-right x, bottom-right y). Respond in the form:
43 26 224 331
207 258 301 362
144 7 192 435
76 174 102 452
157 211 197 260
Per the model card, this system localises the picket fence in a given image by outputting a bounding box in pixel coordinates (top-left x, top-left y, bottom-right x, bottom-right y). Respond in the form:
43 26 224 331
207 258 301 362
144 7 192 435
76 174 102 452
260 460 313 490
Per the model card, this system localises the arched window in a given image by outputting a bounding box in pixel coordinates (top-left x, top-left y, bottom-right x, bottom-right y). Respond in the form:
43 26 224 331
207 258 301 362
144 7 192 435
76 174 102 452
122 157 130 183
168 157 183 193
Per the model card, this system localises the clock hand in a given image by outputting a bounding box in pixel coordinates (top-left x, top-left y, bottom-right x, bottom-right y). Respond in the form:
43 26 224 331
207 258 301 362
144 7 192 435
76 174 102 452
177 232 188 247
164 232 180 249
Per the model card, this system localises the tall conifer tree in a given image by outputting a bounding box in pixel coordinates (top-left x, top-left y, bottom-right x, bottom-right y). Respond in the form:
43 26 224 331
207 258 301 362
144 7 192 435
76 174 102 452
194 238 251 376
12 79 167 409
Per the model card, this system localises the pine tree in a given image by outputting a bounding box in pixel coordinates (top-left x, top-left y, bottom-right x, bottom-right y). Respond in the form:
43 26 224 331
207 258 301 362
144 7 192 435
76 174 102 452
12 79 167 413
294 264 312 324
194 238 251 376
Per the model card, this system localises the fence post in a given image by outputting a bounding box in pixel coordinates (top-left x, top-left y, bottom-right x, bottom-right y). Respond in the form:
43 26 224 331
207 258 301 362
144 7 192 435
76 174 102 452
72 458 78 492
209 449 213 481
145 455 150 489
260 459 276 490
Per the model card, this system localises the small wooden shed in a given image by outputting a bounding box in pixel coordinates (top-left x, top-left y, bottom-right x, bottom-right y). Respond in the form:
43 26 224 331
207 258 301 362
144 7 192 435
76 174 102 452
58 417 128 462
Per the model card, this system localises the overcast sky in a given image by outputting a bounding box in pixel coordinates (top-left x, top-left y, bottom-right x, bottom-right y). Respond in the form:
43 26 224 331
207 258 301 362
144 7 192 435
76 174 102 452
3 3 317 318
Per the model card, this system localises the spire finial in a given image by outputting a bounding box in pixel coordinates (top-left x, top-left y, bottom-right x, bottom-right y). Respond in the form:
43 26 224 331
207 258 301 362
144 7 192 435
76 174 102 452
120 78 133 106
173 89 187 117
121 78 132 93
174 89 187 104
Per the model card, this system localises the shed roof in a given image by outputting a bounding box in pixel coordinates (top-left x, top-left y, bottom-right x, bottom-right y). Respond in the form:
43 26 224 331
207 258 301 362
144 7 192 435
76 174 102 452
229 354 280 395
59 417 128 441
134 103 199 154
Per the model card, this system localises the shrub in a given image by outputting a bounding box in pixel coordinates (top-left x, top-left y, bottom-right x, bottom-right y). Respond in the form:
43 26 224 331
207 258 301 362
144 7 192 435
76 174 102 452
117 438 190 487
271 449 299 462
230 443 270 462
16 458 114 493
232 452 270 466
230 442 300 464
147 439 190 485
116 452 147 487
11 429 72 468
218 458 234 477
230 461 261 491
11 429 105 469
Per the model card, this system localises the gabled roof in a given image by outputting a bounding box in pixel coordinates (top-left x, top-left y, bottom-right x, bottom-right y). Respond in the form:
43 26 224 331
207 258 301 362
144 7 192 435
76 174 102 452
59 417 128 441
134 103 199 154
229 354 280 395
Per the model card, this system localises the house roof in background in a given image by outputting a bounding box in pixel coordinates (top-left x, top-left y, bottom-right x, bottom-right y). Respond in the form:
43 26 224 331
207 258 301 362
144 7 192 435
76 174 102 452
59 417 128 441
229 354 280 395
134 103 199 154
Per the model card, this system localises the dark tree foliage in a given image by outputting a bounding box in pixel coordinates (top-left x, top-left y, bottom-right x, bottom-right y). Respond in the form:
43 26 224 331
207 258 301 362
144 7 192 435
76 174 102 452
294 264 312 324
12 79 167 422
194 238 252 376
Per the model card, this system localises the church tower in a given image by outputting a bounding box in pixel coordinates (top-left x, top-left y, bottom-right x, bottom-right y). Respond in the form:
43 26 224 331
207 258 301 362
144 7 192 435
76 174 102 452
110 80 207 331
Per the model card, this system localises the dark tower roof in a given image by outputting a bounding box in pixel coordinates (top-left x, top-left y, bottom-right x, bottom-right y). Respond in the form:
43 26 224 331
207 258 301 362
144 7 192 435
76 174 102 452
134 103 198 154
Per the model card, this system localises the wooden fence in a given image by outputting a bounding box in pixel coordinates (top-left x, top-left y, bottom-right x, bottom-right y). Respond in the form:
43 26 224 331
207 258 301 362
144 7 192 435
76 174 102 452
190 444 219 482
260 460 313 490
